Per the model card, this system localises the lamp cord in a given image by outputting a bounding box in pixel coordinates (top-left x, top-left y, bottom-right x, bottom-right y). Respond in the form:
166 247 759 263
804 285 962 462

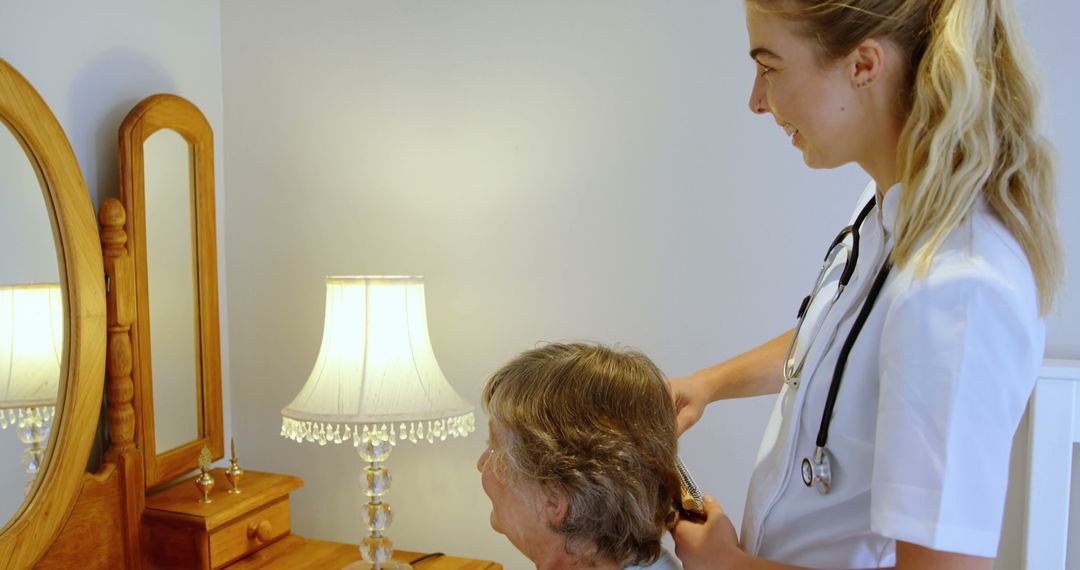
407 552 445 566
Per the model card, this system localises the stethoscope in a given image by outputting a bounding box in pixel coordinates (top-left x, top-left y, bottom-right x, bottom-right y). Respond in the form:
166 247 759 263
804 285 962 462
783 196 894 495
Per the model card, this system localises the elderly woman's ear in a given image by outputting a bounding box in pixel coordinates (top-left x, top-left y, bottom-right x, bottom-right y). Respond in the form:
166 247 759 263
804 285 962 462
542 492 569 527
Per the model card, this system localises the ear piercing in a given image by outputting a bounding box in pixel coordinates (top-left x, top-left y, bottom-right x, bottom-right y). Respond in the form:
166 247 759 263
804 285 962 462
857 80 871 88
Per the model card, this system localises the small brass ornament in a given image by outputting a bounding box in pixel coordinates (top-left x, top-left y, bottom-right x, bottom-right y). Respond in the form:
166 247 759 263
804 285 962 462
195 446 215 503
226 437 244 494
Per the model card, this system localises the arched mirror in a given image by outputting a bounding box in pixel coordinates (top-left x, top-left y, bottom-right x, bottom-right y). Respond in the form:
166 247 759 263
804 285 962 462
143 128 200 454
120 94 223 489
0 58 105 566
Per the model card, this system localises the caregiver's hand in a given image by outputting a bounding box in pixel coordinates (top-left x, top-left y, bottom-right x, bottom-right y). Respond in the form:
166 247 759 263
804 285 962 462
669 373 710 435
673 495 744 570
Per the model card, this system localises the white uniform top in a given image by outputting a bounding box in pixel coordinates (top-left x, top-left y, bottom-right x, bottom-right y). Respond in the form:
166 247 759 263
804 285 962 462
740 182 1044 568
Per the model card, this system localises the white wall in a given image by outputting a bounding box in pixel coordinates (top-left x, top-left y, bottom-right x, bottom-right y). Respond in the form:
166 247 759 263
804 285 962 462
221 1 1078 568
0 0 232 512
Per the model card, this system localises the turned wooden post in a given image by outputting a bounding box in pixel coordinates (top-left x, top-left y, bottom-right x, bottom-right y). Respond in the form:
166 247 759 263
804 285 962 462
99 198 136 459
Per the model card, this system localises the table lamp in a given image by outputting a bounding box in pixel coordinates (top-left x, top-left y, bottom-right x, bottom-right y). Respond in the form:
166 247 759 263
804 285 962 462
0 283 64 492
282 276 474 570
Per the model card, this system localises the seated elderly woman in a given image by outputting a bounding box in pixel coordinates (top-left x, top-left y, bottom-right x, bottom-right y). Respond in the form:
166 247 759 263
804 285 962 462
477 342 683 570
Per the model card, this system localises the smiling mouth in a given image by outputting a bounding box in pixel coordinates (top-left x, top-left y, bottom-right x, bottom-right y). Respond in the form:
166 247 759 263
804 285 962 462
782 124 800 146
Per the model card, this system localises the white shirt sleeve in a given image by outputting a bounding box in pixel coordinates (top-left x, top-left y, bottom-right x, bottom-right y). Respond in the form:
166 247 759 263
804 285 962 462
869 257 1042 556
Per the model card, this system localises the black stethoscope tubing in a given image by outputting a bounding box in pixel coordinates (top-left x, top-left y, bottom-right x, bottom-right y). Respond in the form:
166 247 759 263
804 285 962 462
799 196 894 493
816 254 893 448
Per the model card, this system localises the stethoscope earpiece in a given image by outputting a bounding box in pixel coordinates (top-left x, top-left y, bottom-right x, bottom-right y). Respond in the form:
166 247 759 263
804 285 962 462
801 446 832 494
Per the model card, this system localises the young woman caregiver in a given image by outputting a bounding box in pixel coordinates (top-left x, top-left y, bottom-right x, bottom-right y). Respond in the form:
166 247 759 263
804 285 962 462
669 0 1063 569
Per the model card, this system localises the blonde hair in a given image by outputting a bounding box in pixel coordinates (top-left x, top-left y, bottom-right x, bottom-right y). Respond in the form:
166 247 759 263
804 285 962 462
747 0 1063 313
481 342 680 568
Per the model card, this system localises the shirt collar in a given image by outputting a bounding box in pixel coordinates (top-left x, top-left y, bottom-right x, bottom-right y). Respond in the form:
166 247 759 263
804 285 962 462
875 181 901 239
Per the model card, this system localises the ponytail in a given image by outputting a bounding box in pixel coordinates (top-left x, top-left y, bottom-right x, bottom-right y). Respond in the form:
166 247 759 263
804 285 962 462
895 0 1062 314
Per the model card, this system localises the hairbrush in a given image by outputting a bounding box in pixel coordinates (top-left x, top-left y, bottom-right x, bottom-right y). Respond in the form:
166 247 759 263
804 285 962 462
675 455 706 523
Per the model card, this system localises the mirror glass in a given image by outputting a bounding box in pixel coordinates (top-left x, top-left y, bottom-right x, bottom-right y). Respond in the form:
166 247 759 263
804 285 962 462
0 120 63 528
143 128 199 453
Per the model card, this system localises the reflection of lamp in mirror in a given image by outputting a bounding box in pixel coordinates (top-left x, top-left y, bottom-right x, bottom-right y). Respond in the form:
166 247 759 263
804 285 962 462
282 276 474 570
0 283 63 493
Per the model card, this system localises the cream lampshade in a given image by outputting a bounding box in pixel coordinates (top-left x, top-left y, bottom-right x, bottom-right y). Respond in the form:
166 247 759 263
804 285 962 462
282 276 474 569
0 283 64 486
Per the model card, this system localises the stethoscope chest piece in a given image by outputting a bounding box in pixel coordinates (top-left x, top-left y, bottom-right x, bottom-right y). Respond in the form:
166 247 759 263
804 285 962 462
801 446 832 494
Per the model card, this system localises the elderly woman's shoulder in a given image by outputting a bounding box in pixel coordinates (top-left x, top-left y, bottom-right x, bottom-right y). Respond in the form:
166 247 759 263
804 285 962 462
626 548 682 570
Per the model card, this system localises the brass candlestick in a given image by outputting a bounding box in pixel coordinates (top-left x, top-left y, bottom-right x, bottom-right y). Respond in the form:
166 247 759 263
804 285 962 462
196 446 215 504
226 437 243 494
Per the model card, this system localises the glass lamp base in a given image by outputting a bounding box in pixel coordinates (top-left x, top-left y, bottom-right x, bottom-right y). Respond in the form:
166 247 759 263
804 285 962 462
343 561 412 570
353 440 409 570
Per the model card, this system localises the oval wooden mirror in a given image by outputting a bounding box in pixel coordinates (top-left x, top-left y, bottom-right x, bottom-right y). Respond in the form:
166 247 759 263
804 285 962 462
0 57 106 566
0 117 63 523
119 94 223 488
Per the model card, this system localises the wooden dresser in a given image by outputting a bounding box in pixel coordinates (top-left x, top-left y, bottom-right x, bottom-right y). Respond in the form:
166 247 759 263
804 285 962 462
141 469 501 570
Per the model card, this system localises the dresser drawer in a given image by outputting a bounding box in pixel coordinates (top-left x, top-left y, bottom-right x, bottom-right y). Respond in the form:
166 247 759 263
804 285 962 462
210 496 291 568
143 470 304 569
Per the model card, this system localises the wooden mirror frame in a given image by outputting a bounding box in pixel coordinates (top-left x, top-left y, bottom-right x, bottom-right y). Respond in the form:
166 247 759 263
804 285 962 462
0 58 106 567
119 94 223 489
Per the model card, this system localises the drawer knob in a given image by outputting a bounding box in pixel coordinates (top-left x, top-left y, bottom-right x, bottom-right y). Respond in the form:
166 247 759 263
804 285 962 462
247 520 273 542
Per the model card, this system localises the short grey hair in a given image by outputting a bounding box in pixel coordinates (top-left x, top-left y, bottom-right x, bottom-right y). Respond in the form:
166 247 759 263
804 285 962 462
482 343 680 567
